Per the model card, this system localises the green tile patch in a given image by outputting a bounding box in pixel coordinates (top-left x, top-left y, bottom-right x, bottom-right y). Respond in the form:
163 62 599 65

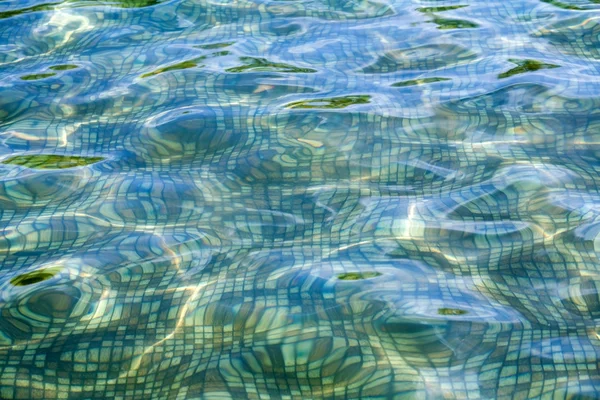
286 95 371 109
2 154 104 169
226 57 317 73
21 73 56 81
417 5 468 12
392 77 450 87
20 64 78 81
0 2 57 19
78 0 162 7
196 42 235 49
540 0 583 10
438 308 468 315
108 0 162 6
10 266 62 287
141 58 205 78
415 5 477 29
337 272 382 280
210 51 231 57
49 64 78 71
0 0 162 19
498 59 560 79
430 17 479 29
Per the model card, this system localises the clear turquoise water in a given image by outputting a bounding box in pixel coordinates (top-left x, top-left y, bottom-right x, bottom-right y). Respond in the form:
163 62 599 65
1 0 600 398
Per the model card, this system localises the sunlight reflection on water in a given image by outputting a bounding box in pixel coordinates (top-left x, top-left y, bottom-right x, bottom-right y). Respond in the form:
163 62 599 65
1 0 600 398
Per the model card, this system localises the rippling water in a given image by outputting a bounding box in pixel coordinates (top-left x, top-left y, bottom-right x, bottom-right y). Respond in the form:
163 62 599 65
1 0 600 398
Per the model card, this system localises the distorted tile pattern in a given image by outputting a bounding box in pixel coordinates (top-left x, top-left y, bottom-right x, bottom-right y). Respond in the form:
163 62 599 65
0 0 599 398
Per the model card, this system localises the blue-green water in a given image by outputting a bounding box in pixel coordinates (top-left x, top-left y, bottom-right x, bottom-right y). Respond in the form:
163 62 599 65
1 0 600 398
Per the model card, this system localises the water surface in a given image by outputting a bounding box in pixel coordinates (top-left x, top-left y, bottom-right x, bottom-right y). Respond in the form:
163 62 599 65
1 0 600 398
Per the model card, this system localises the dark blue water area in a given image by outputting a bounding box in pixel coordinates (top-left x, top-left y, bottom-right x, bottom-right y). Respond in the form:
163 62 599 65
1 0 600 398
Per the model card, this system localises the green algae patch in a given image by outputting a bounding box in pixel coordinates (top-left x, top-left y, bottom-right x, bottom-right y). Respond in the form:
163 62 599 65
10 266 62 287
337 272 382 280
21 73 56 81
49 64 78 71
226 57 317 73
417 5 467 12
141 58 205 78
392 77 450 87
2 155 104 169
498 59 560 79
438 308 468 316
430 17 479 29
286 95 371 109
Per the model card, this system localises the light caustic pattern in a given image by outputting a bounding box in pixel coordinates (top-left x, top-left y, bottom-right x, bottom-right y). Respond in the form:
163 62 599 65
1 0 600 398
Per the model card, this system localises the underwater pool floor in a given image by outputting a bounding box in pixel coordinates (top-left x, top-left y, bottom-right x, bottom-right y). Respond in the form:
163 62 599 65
1 0 600 398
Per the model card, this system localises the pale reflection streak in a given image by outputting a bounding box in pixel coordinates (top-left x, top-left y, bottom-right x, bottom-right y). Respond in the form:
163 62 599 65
0 123 81 146
114 279 218 380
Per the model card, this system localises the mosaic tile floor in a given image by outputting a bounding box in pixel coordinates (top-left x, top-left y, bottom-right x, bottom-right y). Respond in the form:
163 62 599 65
1 0 600 398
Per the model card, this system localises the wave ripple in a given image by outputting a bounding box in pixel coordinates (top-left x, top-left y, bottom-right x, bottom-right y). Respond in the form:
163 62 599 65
0 0 599 398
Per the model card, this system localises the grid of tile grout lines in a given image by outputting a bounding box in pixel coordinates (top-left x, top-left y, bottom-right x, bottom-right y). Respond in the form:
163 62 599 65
0 0 600 398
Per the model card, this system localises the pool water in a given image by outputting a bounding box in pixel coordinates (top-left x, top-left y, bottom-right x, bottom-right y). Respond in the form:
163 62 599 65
1 0 600 398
